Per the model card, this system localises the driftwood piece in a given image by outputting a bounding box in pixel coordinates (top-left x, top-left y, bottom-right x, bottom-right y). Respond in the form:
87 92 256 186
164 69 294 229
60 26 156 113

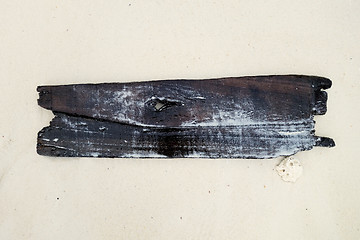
37 75 335 158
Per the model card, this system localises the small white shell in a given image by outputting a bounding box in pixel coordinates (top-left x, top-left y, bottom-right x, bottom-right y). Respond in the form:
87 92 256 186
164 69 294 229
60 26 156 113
276 156 303 182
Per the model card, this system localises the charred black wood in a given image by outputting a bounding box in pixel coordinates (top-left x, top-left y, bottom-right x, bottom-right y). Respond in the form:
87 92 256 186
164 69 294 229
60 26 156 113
37 75 335 158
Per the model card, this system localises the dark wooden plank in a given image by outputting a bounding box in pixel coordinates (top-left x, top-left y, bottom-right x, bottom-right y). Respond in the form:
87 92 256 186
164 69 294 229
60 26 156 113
37 75 335 158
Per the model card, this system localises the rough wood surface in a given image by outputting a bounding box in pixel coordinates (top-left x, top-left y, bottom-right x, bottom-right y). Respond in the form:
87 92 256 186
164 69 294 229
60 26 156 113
37 75 335 158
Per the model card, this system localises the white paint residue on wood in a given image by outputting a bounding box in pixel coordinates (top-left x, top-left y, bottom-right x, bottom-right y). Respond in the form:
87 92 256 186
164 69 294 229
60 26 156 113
126 152 167 158
278 131 307 136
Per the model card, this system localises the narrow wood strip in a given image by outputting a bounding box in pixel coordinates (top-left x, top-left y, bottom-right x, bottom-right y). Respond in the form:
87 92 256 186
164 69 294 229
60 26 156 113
38 113 318 158
37 75 331 127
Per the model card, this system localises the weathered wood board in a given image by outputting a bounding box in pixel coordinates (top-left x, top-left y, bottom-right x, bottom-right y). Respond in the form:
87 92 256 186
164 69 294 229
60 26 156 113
37 75 335 158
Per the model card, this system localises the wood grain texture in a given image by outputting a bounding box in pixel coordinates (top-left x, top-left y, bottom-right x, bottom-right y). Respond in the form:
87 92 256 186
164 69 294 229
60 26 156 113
37 75 335 158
